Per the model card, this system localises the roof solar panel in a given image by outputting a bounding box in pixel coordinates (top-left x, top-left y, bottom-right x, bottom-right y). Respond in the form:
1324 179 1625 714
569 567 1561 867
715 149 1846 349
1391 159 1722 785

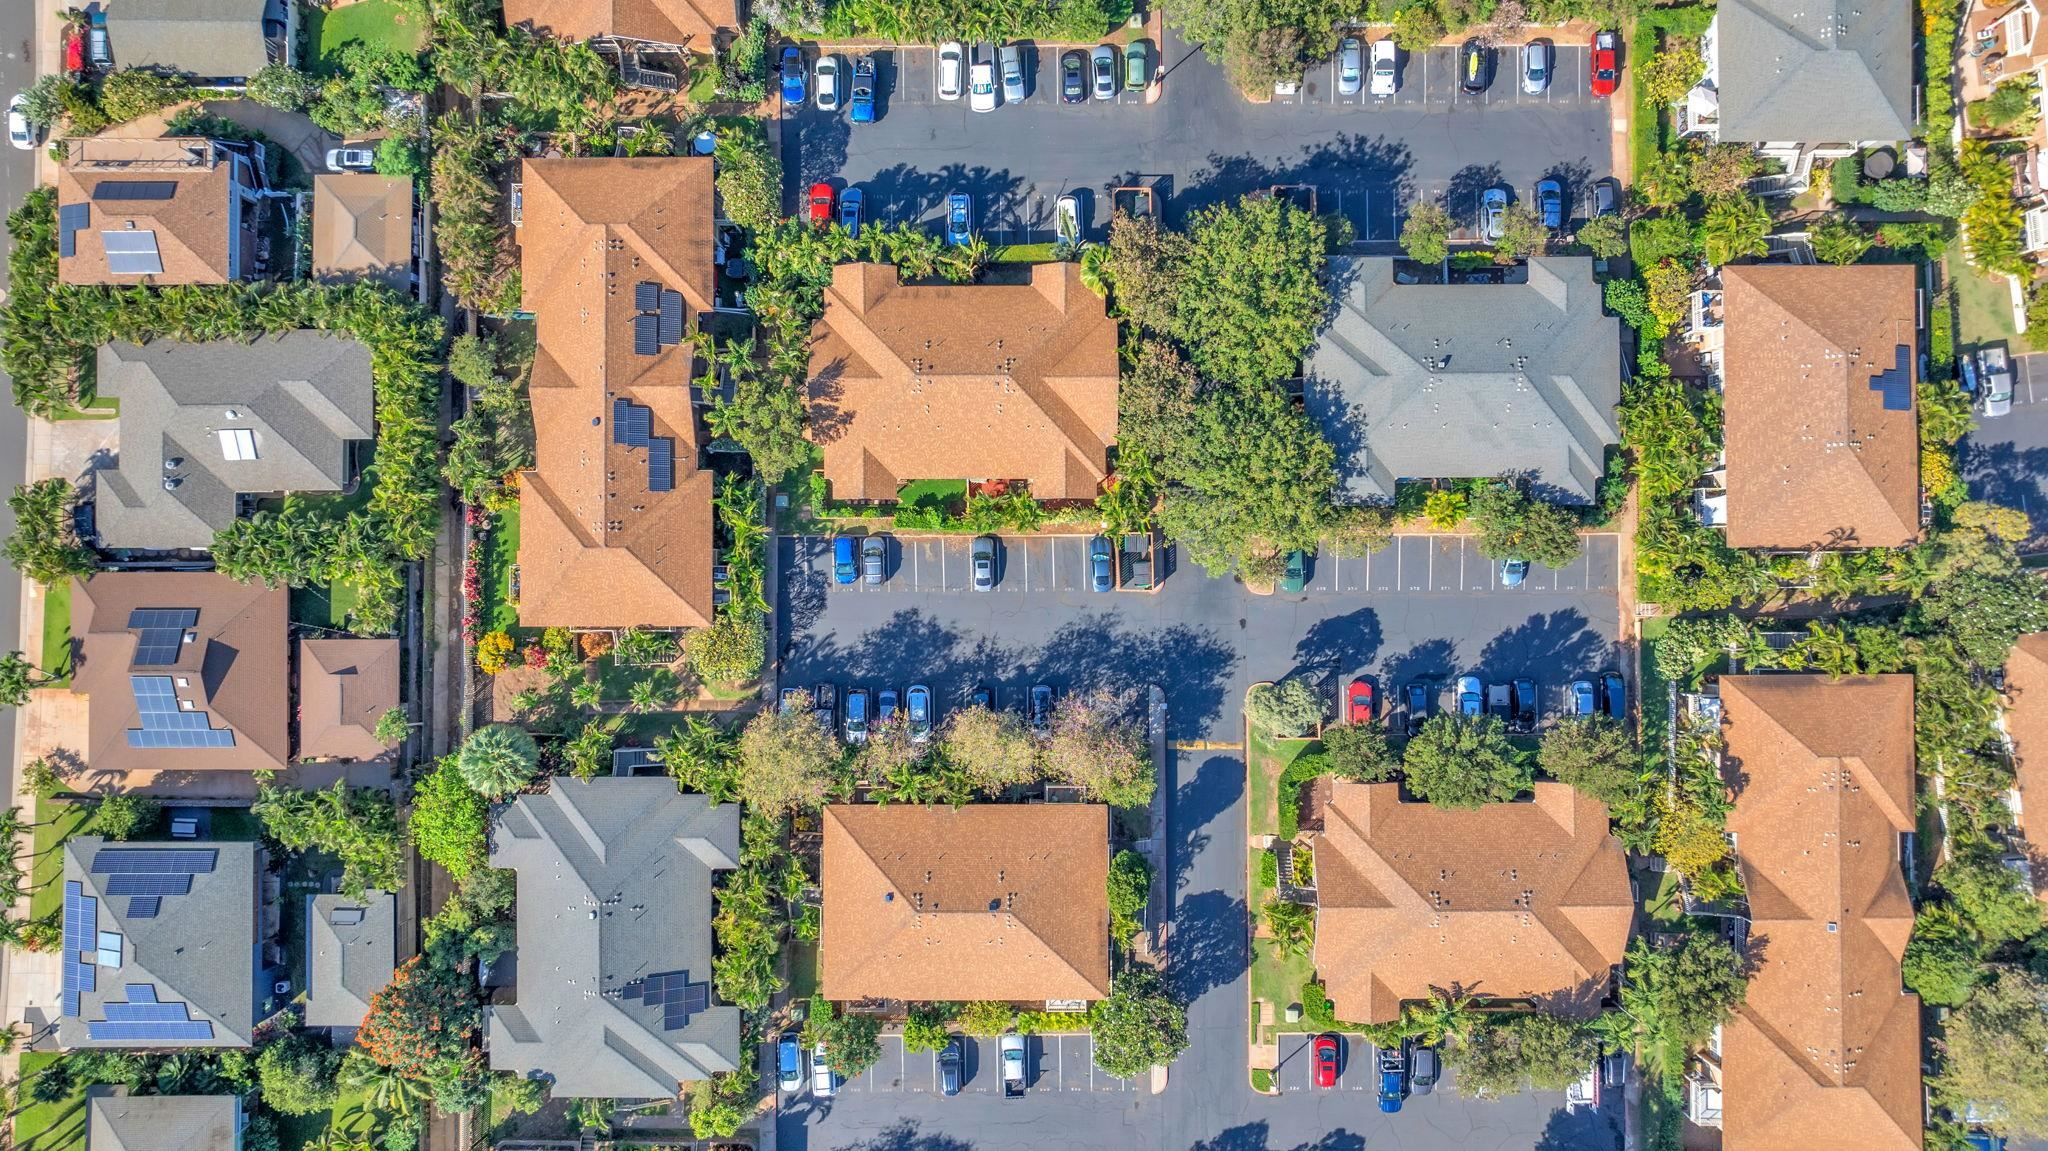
1868 343 1913 412
630 404 651 445
63 881 91 1018
612 397 631 445
128 609 198 630
106 873 194 897
633 314 659 357
617 401 651 449
132 629 186 666
126 897 161 919
91 180 176 201
100 229 164 276
126 677 235 749
91 848 216 874
647 438 675 494
86 1019 215 1042
58 202 88 259
681 982 709 1014
659 290 684 346
636 280 661 312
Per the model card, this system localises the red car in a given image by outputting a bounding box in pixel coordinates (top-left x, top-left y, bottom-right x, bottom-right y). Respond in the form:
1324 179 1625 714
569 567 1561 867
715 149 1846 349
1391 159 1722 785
1313 1034 1340 1088
1590 30 1619 98
1347 677 1375 725
807 182 835 225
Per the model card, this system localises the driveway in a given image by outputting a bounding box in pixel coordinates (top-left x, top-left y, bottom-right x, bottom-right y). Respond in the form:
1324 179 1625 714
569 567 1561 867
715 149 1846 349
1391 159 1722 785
781 30 1616 248
1958 350 2048 549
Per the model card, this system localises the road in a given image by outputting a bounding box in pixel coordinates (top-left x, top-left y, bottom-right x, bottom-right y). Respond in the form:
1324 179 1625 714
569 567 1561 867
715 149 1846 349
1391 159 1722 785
0 0 37 815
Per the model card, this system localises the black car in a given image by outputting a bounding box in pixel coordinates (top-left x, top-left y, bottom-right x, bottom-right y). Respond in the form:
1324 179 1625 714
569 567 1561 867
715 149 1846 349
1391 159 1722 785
1404 682 1431 736
971 684 995 710
1030 684 1055 731
1511 677 1538 733
1061 49 1087 103
1601 671 1627 722
1459 38 1495 92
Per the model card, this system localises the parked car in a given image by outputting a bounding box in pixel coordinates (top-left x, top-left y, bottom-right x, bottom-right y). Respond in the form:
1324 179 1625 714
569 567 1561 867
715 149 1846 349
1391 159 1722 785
1486 682 1511 721
781 45 807 105
8 94 36 151
1313 1034 1340 1089
1089 535 1115 592
1125 39 1151 92
326 146 375 172
815 54 842 111
778 1036 803 1092
971 534 998 590
1511 677 1538 732
946 192 974 245
878 687 899 724
1980 346 2015 417
993 43 1025 105
973 684 996 709
850 55 876 122
1337 37 1363 96
813 683 837 737
938 40 965 100
1456 675 1482 717
1565 1062 1599 1112
1377 1044 1406 1113
1570 679 1597 717
1521 38 1550 94
1348 678 1375 725
1600 1050 1630 1091
844 688 871 745
1459 38 1494 92
1279 549 1310 593
907 684 933 741
811 1042 837 1096
939 1036 963 1096
1594 176 1618 215
1590 30 1620 97
1057 192 1082 244
1481 186 1508 241
1030 684 1055 731
833 535 858 583
779 687 802 714
1061 49 1088 103
1499 557 1528 587
1405 681 1431 735
1410 1045 1439 1095
1369 39 1398 96
1091 45 1118 100
1000 1034 1027 1098
1537 177 1564 229
808 182 835 226
970 59 998 112
840 186 864 238
1601 671 1627 721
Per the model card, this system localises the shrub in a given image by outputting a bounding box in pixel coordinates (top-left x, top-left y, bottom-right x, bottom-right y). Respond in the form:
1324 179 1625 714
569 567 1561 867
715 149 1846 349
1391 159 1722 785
1422 489 1468 528
93 794 159 841
97 69 189 123
1108 850 1153 947
903 1003 954 1053
1402 714 1529 807
1248 679 1323 738
1321 722 1397 782
247 64 319 112
958 1000 1014 1037
257 1032 344 1115
1902 903 1982 1007
374 136 426 180
475 631 514 675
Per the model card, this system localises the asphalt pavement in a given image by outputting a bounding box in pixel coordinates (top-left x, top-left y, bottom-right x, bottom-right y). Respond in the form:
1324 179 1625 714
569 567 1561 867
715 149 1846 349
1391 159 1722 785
1959 351 2048 549
0 0 37 824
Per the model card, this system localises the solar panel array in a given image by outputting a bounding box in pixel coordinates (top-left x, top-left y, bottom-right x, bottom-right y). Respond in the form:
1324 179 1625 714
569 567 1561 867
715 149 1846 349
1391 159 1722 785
611 399 677 494
92 180 177 201
100 229 165 276
91 848 219 875
87 983 215 1043
648 439 675 493
628 970 711 1030
633 313 659 357
61 881 97 1018
636 280 661 312
126 676 236 749
659 290 684 345
57 202 88 258
629 281 686 356
126 897 161 919
128 609 197 667
1868 343 1913 412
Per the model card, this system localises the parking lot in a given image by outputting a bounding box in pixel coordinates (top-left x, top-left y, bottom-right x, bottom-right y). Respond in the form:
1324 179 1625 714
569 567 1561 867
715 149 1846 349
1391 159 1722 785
782 29 1616 247
1959 350 2048 549
785 1032 1140 1101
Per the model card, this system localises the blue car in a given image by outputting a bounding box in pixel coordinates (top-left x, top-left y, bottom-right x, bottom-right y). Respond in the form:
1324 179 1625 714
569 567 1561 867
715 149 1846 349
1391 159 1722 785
833 536 857 584
946 192 973 246
1570 679 1596 717
777 1037 802 1092
1377 1044 1406 1113
839 186 863 238
780 45 806 105
1455 675 1482 718
850 55 876 123
1089 535 1114 592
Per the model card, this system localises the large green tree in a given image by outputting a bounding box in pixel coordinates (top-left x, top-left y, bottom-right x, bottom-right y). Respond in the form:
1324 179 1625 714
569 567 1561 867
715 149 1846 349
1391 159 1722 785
1702 194 1772 265
1402 714 1529 808
737 701 844 813
354 956 481 1079
1400 202 1453 265
1090 968 1188 1078
257 1032 344 1115
254 782 401 897
1173 196 1328 387
1933 967 2048 1138
1151 378 1337 574
702 336 808 483
1916 568 2048 670
1448 1013 1596 1098
1043 687 1152 806
1939 842 2045 945
408 757 490 881
940 705 1042 794
1901 903 1982 1007
4 479 95 584
1537 716 1638 805
455 724 540 798
1467 479 1584 568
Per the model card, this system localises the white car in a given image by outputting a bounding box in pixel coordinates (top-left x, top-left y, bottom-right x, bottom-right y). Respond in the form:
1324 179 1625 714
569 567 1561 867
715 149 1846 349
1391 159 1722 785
1521 39 1551 94
1369 39 1398 97
811 1043 838 1097
1337 37 1362 96
325 147 375 172
937 41 965 101
6 94 34 151
970 60 998 112
1000 42 1027 104
1056 193 1081 244
1481 187 1508 242
815 54 841 112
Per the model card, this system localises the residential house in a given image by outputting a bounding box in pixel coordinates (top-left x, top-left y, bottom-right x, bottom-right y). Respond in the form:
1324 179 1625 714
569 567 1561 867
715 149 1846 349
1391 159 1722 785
514 157 719 631
1960 0 2048 258
88 1093 245 1150
501 0 735 52
311 173 415 294
804 262 1120 503
296 639 401 762
487 778 743 1097
58 837 262 1049
1700 674 1921 1150
304 891 395 1035
2005 632 2048 890
1307 781 1632 1024
1719 264 1921 551
98 0 295 85
1700 0 1913 148
819 804 1112 1005
58 137 271 285
91 334 375 552
1303 256 1621 505
69 571 290 779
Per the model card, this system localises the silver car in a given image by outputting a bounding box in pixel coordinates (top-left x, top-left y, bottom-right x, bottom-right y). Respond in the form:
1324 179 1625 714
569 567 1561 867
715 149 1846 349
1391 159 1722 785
1521 39 1551 94
971 535 998 591
1091 45 1118 100
1981 346 2015 417
1481 186 1508 241
1338 37 1363 96
1000 42 1027 104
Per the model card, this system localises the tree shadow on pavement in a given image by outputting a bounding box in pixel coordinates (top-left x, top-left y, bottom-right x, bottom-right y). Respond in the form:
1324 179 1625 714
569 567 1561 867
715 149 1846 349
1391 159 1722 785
1473 609 1612 682
1290 607 1384 683
1168 888 1248 1005
1187 1122 1370 1151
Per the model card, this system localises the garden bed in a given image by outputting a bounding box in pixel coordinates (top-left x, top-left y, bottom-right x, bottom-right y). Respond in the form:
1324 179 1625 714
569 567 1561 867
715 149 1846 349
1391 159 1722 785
1246 728 1320 1049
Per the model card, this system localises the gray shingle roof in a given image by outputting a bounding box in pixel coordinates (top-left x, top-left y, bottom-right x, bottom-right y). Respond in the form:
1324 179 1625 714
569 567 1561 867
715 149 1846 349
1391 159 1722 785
1304 257 1622 504
107 0 275 82
305 892 395 1030
487 779 742 1099
58 837 257 1050
93 334 374 551
1714 0 1913 144
88 1093 243 1151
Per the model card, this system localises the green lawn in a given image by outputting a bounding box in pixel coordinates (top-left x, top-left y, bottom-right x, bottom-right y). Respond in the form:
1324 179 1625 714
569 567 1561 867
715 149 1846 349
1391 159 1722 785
277 1085 379 1151
49 398 117 422
31 798 98 922
988 243 1062 264
14 1053 87 1151
1637 616 1671 779
1950 239 2023 349
1640 863 1687 927
486 506 525 637
40 580 71 687
1246 729 1319 1047
895 479 967 514
789 940 820 1000
291 578 362 631
304 0 430 74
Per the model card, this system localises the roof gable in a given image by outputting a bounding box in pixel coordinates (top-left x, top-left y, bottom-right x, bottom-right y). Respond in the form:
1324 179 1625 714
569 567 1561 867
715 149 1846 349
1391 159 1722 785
311 174 413 291
1715 0 1914 143
2008 634 2048 868
305 892 396 1029
503 0 737 46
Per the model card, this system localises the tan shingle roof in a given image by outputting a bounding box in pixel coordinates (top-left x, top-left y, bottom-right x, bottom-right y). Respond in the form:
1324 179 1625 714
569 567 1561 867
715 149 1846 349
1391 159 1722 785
503 0 735 46
296 639 400 762
1721 264 1921 550
1310 782 1632 1024
311 174 413 292
805 263 1119 501
820 804 1112 1002
1720 674 1921 1151
2007 634 2048 893
515 158 717 629
57 138 247 285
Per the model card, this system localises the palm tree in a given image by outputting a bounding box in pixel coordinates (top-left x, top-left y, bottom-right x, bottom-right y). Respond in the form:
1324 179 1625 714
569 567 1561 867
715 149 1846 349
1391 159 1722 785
1801 621 1861 679
1702 194 1771 265
1261 898 1315 959
1405 990 1478 1046
341 1055 427 1119
1079 244 1112 297
456 723 540 797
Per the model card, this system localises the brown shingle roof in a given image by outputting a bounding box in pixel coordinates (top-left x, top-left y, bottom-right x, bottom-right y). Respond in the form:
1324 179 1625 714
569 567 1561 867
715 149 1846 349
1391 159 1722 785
69 571 289 775
296 639 400 762
2007 634 2048 894
514 158 718 629
1719 674 1921 1151
57 138 251 286
820 804 1112 1002
311 174 413 292
1310 782 1632 1024
805 263 1119 501
1721 264 1921 550
503 0 736 46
